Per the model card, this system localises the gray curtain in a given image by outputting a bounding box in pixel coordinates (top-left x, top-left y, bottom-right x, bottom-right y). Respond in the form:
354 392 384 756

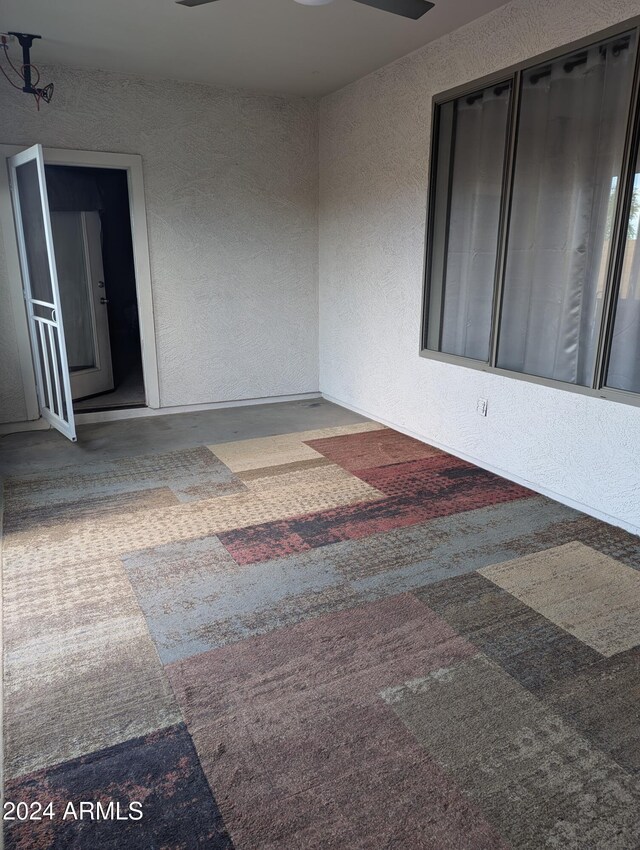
497 32 637 385
440 84 511 361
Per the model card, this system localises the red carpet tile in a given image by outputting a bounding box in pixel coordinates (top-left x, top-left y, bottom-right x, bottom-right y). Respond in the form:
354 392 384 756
304 428 443 471
355 454 495 495
219 455 533 565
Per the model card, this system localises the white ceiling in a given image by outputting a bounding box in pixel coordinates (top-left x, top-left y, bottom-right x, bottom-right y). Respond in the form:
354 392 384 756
2 0 509 97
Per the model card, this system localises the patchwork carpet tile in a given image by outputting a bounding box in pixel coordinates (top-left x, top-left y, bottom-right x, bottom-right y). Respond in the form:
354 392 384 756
122 535 245 663
3 554 181 778
4 725 233 850
4 417 640 848
416 571 602 692
3 486 181 533
382 654 640 849
205 700 509 850
124 496 586 663
3 462 384 572
303 427 444 471
539 648 640 776
166 595 510 848
417 573 640 777
479 541 640 656
217 453 533 565
3 445 246 533
207 421 385 473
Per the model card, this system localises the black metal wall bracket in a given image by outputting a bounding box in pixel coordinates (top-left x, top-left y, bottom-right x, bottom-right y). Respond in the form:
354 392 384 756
6 32 54 102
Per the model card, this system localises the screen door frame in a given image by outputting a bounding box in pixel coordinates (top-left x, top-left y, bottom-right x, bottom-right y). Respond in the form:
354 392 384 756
8 144 77 441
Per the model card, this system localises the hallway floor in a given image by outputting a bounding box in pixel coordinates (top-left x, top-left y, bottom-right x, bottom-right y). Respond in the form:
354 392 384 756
2 399 640 849
73 364 146 412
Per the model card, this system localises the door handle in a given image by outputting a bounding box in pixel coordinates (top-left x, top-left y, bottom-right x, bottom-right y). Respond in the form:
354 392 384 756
98 280 105 288
100 297 109 305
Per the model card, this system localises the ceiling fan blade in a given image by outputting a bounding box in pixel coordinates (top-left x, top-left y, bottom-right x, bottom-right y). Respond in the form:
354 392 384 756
176 0 221 7
352 0 434 18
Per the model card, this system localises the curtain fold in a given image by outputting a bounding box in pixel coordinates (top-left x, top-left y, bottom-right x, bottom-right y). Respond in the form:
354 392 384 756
497 33 637 386
439 84 511 361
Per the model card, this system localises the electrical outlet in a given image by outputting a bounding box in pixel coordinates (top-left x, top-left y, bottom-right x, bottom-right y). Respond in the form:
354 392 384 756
476 398 488 417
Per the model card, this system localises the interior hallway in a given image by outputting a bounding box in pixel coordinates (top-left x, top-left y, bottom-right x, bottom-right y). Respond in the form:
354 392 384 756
73 362 146 413
3 399 640 848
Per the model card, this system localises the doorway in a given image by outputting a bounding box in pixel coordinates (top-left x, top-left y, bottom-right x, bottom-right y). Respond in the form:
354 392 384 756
2 145 160 441
46 165 145 413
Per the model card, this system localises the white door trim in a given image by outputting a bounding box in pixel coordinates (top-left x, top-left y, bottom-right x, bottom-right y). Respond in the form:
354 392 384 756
0 144 160 414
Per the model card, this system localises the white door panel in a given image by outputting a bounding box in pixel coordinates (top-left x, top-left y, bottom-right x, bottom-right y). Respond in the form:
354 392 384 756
51 211 114 400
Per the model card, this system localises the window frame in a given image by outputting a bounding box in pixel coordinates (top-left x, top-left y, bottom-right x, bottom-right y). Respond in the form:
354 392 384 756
419 16 640 409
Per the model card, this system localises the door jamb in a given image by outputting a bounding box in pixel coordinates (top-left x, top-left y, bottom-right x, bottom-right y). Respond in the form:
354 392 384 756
1 145 160 416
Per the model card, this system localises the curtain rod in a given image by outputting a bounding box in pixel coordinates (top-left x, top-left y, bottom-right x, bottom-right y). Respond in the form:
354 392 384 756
462 35 633 103
530 35 632 85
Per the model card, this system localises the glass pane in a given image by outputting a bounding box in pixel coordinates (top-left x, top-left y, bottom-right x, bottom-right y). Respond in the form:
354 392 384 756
606 167 640 393
497 31 637 385
426 81 512 361
51 212 97 372
15 159 55 304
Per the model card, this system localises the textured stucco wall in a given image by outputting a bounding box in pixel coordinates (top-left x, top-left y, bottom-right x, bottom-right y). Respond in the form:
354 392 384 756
319 0 640 532
0 67 318 421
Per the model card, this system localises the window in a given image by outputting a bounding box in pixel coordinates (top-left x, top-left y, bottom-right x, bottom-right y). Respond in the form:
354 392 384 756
607 165 640 394
422 25 640 403
425 81 512 361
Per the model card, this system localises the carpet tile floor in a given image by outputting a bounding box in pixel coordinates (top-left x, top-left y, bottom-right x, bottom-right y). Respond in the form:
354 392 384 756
3 417 640 848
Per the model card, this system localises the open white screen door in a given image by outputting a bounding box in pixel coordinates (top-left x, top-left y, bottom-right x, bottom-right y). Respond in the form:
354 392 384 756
9 145 77 441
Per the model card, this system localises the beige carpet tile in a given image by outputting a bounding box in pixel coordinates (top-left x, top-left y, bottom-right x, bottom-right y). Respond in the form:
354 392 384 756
3 556 143 650
479 541 640 657
4 555 181 779
237 456 333 481
208 422 385 472
2 464 384 572
210 436 325 473
5 628 181 779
